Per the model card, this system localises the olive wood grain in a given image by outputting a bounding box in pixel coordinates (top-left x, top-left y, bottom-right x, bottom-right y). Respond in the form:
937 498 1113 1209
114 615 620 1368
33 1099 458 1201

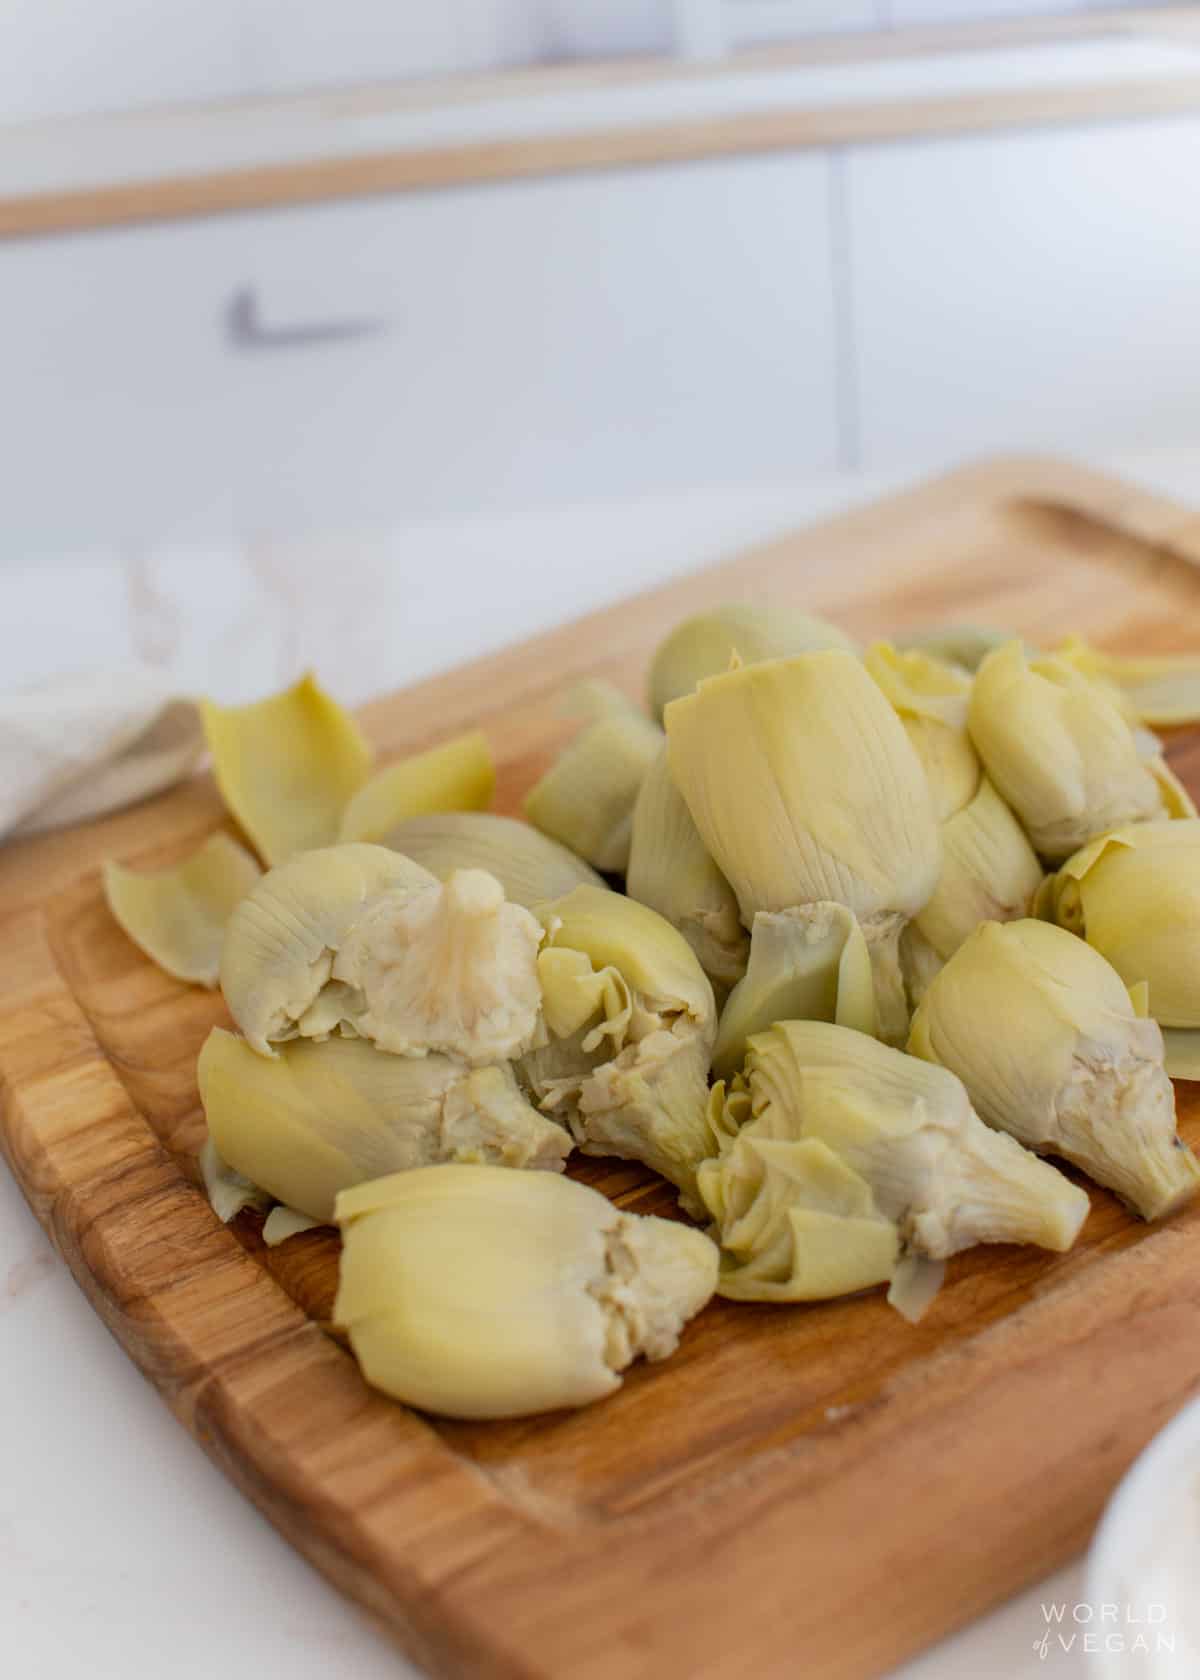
2 455 1200 1680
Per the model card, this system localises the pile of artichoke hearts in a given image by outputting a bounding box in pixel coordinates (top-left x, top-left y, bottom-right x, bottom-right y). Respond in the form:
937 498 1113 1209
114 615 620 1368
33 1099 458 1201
103 614 1200 1421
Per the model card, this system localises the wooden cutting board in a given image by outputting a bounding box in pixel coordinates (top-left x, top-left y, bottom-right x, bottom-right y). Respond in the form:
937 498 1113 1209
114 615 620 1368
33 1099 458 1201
4 455 1200 1680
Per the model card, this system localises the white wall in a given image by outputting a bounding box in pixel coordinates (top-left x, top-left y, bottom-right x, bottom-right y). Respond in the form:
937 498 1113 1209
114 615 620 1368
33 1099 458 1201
0 0 1188 125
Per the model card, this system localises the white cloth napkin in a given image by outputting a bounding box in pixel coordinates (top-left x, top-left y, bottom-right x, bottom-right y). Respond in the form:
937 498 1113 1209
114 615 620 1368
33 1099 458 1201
0 668 204 841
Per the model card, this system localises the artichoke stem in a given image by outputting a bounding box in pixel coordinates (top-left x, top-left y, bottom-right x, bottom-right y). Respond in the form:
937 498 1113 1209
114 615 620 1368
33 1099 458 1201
1054 1054 1200 1221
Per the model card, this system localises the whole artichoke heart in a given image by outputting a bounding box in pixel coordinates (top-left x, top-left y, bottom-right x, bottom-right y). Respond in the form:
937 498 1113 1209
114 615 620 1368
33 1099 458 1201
909 918 1200 1221
334 1164 717 1420
700 1020 1088 1313
967 641 1180 861
199 1028 570 1223
647 603 856 721
1036 819 1200 1077
664 650 941 1044
220 843 543 1065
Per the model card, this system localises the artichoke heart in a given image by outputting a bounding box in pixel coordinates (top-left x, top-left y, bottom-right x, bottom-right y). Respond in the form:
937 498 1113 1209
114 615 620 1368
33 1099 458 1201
521 885 716 1213
967 641 1172 860
863 640 980 822
199 1028 569 1223
1036 820 1200 1067
524 708 663 874
909 919 1200 1221
200 673 373 865
338 729 494 844
104 831 261 986
626 742 749 1000
221 846 543 1065
647 604 856 720
664 650 941 1046
382 810 603 908
711 903 876 1081
1051 635 1200 728
699 1133 901 1304
333 867 543 1063
220 842 436 1055
333 1164 717 1419
901 776 1043 1005
700 1022 1087 1314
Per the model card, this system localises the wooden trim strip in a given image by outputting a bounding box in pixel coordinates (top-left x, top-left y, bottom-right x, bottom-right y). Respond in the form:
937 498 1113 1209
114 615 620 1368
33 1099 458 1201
5 72 1200 241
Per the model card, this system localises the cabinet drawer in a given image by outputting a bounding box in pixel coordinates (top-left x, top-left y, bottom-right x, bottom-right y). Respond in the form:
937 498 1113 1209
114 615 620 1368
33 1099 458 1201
846 117 1200 470
235 152 840 528
2 216 257 551
2 151 839 550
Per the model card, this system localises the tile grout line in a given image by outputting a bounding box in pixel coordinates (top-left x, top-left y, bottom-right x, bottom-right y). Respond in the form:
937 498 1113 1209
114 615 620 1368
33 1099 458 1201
826 147 862 474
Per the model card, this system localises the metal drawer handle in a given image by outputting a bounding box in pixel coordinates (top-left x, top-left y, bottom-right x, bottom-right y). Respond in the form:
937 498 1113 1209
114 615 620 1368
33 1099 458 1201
224 285 386 351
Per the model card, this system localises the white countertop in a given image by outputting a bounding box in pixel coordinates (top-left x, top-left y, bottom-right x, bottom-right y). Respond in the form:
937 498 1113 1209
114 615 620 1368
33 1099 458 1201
4 447 1200 1680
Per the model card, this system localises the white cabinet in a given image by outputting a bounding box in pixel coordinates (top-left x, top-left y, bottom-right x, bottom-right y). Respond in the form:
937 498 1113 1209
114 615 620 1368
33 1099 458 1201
2 151 839 548
231 152 840 529
844 117 1200 470
1 217 256 551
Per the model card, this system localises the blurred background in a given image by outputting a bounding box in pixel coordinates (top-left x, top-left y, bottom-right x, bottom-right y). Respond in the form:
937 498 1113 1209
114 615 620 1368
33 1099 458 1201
3 1 1200 683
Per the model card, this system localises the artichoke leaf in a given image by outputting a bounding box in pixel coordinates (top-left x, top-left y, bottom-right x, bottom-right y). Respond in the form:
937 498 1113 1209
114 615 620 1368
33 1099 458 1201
338 729 494 844
262 1207 324 1246
524 709 663 874
711 902 876 1081
626 741 748 999
1052 635 1200 728
383 810 602 908
198 1135 270 1224
1163 1029 1200 1082
105 831 260 986
201 673 372 865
